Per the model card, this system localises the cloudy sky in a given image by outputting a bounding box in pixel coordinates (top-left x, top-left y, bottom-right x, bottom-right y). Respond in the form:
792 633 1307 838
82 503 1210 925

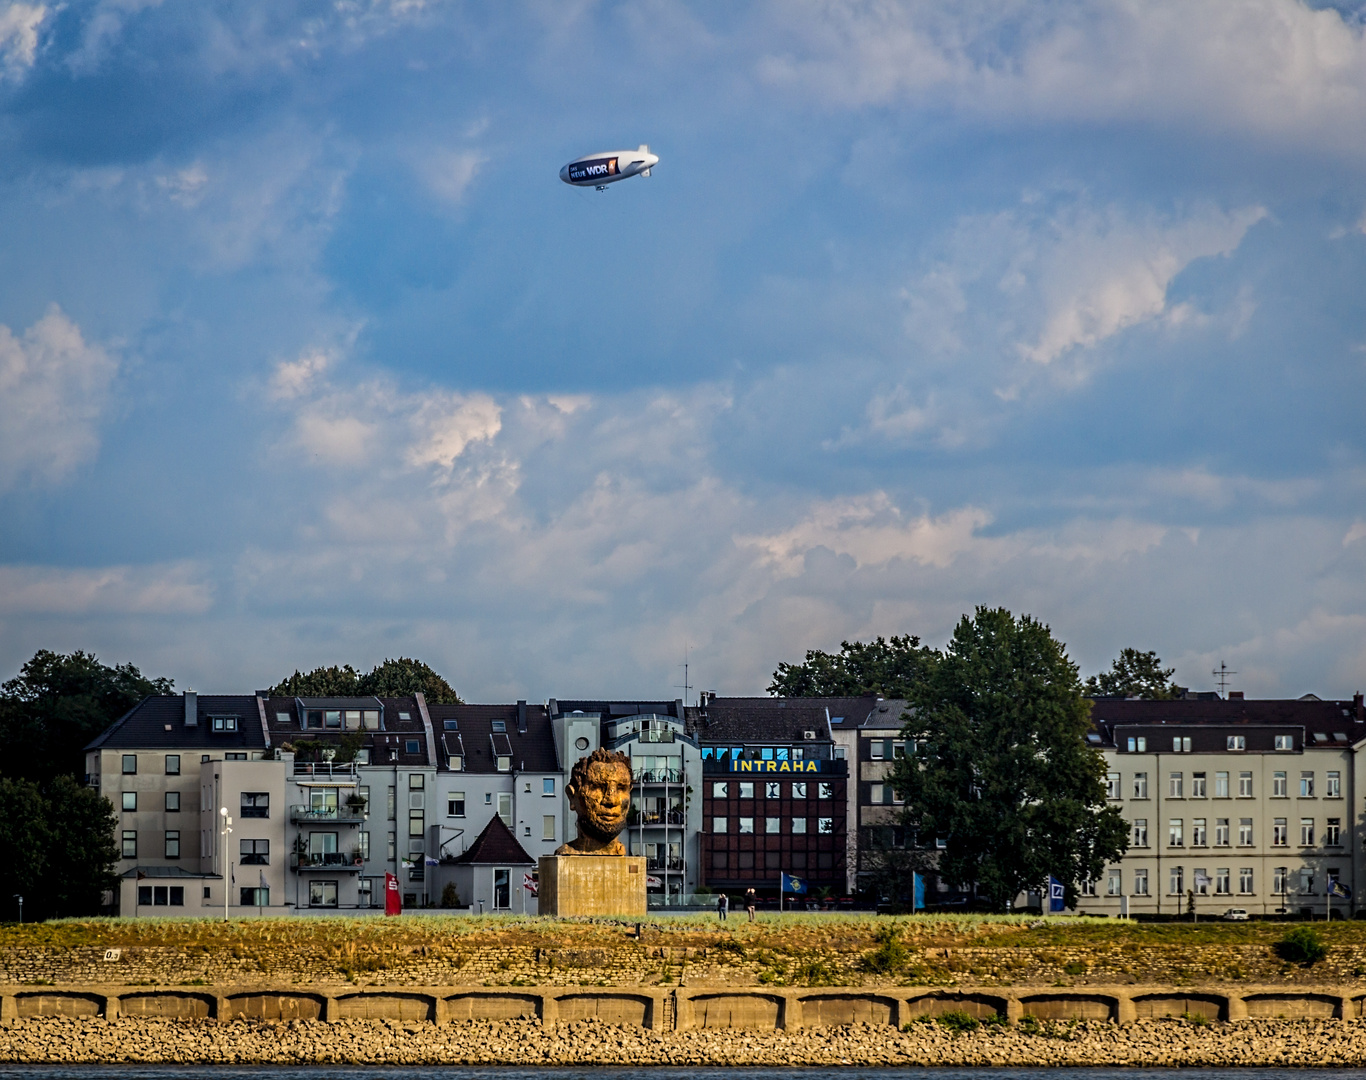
2 0 1366 701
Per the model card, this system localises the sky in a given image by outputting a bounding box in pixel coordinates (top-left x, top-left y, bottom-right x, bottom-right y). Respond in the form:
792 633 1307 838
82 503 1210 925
2 0 1366 702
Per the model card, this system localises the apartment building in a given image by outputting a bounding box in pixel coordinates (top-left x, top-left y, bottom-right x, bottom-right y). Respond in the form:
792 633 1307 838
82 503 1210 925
1078 695 1366 918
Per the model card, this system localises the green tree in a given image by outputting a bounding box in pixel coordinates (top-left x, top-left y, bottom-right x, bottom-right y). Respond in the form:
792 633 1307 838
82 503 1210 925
45 776 119 917
1084 648 1179 699
358 657 462 703
0 650 174 782
266 665 362 697
0 777 52 911
768 635 937 699
889 607 1128 910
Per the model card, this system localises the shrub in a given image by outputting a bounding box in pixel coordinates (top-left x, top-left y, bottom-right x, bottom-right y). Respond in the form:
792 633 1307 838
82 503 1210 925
1276 925 1328 965
440 883 462 908
936 1010 980 1034
861 924 911 974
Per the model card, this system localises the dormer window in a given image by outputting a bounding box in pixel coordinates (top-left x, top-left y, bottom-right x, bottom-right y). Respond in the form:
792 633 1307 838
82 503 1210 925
496 755 512 772
210 715 238 732
404 739 420 755
491 720 507 732
443 720 459 731
353 748 369 765
448 755 463 772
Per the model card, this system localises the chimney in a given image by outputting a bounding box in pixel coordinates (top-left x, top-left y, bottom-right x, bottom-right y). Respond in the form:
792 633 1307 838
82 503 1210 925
1355 692 1363 723
1229 691 1244 700
184 689 198 727
517 700 527 734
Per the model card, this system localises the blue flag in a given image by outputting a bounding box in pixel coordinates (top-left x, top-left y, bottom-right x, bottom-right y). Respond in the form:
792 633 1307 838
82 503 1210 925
913 871 925 911
1048 876 1065 912
781 871 807 894
1330 879 1352 899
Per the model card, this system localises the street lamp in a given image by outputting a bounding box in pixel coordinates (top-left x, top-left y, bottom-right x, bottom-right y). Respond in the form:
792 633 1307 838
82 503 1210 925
219 807 233 922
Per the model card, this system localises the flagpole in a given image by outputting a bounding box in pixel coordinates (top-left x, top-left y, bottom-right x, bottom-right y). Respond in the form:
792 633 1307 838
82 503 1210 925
779 871 783 913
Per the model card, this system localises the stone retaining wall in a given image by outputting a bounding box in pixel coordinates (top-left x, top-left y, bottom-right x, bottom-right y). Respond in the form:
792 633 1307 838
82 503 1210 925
3 983 1361 1028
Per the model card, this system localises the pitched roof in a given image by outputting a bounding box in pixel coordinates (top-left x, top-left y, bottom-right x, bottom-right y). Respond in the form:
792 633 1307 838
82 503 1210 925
448 814 535 865
687 696 872 743
1088 697 1366 749
86 695 267 752
426 702 558 774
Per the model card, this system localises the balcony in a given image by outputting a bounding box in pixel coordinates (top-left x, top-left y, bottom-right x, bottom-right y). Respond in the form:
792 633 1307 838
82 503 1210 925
632 809 686 826
292 761 359 783
635 768 685 784
290 804 367 825
645 856 685 872
290 852 364 873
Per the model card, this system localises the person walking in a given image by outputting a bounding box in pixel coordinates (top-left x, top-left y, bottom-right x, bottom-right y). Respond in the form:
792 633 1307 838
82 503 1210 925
745 887 757 922
717 892 728 921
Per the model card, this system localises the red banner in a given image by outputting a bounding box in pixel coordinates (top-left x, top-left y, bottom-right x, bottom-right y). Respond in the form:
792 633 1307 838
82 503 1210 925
384 871 401 916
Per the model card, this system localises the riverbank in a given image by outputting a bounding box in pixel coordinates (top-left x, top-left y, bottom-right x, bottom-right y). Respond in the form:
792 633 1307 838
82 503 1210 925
3 1015 1366 1067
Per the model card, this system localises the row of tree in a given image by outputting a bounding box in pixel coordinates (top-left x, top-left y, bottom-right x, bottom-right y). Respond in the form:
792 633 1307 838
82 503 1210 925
769 610 1176 910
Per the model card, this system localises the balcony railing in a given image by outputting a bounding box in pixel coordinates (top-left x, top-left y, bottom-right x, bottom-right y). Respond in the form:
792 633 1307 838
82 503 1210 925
292 761 359 781
634 769 684 784
646 857 685 872
633 810 686 826
290 852 364 872
290 804 367 824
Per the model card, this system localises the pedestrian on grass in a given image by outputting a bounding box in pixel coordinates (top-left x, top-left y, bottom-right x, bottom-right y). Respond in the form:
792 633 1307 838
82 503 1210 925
717 893 728 921
745 887 756 922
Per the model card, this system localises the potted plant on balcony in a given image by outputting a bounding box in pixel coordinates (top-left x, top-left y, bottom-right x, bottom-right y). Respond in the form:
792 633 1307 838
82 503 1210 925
345 793 367 814
350 847 364 867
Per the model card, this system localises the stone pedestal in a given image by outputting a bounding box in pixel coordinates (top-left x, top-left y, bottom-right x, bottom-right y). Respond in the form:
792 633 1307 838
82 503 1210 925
537 855 647 917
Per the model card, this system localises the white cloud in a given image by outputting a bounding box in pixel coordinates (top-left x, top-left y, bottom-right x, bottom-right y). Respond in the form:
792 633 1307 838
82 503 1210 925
0 304 117 492
1345 522 1366 547
414 148 486 204
0 3 46 78
0 562 212 615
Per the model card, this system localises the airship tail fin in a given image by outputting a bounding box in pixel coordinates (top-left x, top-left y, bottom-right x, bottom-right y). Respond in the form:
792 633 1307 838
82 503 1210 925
642 167 651 177
638 144 649 153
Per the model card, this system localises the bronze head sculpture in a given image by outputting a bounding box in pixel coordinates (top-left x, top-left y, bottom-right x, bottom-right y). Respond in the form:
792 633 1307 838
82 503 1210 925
556 746 633 856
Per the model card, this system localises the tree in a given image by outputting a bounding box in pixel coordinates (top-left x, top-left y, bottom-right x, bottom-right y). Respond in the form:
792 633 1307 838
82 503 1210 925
266 665 362 697
768 635 937 699
1084 648 1179 699
0 777 51 909
889 607 1128 910
45 776 119 917
267 658 462 704
0 650 174 782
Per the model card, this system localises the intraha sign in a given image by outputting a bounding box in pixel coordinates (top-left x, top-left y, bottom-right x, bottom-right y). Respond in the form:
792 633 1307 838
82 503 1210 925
728 759 829 773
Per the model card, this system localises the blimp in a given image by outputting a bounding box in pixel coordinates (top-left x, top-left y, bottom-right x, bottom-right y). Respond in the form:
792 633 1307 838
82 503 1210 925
560 145 659 190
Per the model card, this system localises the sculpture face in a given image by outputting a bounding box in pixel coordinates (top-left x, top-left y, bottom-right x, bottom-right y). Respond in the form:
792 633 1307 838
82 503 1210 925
570 758 632 843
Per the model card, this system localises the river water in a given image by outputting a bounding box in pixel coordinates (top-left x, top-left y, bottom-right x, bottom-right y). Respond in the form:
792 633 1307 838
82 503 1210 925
2 1070 1365 1080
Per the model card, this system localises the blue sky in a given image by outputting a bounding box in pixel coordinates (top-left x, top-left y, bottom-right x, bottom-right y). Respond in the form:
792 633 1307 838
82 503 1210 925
2 0 1366 701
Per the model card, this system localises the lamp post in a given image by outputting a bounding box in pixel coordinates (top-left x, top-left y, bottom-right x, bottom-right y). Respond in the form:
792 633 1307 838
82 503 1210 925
219 807 233 922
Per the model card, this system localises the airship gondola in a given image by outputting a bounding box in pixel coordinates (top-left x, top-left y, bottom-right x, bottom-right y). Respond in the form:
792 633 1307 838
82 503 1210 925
560 145 659 190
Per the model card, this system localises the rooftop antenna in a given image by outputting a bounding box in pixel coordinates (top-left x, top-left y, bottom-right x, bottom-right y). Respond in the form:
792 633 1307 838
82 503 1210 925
675 643 692 707
1212 661 1237 696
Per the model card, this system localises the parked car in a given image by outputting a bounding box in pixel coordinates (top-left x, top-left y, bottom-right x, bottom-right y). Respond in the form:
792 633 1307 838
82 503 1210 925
1222 908 1250 921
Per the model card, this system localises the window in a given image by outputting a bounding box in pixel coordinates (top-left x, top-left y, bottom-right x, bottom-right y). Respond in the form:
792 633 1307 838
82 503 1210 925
165 791 180 813
712 782 728 798
1273 818 1287 846
1169 865 1184 895
211 715 238 732
712 816 727 833
164 830 180 858
484 792 492 806
1168 819 1183 846
1131 819 1147 847
490 720 506 732
543 778 555 796
1080 878 1096 897
1191 773 1207 798
818 783 834 799
1133 868 1149 896
1273 771 1287 797
357 832 369 860
765 782 781 799
1214 818 1229 846
1271 866 1289 894
225 752 247 761
239 839 269 865
497 792 511 826
240 887 269 906
121 830 136 858
122 755 137 775
387 832 396 860
495 753 512 770
1300 818 1314 846
1169 772 1183 798
1226 735 1246 751
1214 771 1229 798
869 740 885 760
122 792 137 812
1326 818 1341 846
1173 736 1191 752
1300 772 1315 797
1238 772 1253 797
791 817 807 834
1239 867 1254 894
1126 736 1147 752
1299 868 1315 894
818 817 834 834
406 740 421 755
869 783 886 805
543 815 556 841
388 787 396 820
448 793 465 817
739 817 754 834
738 782 754 799
1327 771 1341 798
1192 818 1207 846
1215 868 1230 895
240 793 269 818
138 885 184 906
1133 772 1148 799
309 881 338 907
447 755 461 772
765 816 780 834
832 746 845 760
409 809 424 838
409 774 424 790
1275 734 1293 751
1107 869 1122 896
494 868 511 908
1239 818 1253 846
523 825 531 837
1194 867 1209 895
1105 772 1120 799
165 755 180 776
